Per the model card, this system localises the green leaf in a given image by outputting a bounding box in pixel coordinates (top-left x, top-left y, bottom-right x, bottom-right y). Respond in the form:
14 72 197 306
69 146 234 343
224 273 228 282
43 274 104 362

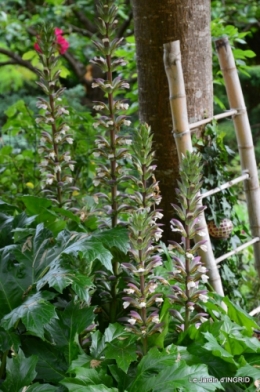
2 349 38 392
144 362 224 392
104 323 128 342
60 379 118 392
202 332 236 364
0 244 32 319
129 347 223 392
0 327 20 351
45 302 95 365
22 337 68 383
90 227 129 254
223 297 259 332
1 291 57 339
236 363 260 381
105 339 138 373
22 50 37 60
25 383 57 392
90 331 106 358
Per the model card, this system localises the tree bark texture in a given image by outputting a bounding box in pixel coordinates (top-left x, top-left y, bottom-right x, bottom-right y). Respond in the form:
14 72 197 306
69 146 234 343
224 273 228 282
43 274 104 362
132 0 213 241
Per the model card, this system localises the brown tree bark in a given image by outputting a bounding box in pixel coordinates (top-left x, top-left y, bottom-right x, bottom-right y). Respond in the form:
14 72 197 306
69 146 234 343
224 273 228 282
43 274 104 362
132 0 213 241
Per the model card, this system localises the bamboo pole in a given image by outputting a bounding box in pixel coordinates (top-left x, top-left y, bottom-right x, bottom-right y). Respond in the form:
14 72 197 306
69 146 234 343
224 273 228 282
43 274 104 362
163 40 225 297
201 171 249 199
189 109 237 130
216 237 260 264
216 37 260 276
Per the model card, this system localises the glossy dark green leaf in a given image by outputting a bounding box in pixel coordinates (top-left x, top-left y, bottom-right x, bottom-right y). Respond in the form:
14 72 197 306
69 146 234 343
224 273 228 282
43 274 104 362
223 297 259 332
0 327 20 351
1 291 57 339
26 383 58 392
0 244 32 319
202 332 236 364
22 337 68 383
1 349 38 392
105 339 137 373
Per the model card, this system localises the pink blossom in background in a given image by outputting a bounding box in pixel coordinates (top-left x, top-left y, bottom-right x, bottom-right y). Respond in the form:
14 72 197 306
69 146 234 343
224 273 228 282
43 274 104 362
34 28 69 55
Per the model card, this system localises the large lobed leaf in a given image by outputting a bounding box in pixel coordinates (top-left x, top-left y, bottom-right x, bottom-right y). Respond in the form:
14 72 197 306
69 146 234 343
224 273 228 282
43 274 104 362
129 347 224 392
1 291 57 340
1 349 38 392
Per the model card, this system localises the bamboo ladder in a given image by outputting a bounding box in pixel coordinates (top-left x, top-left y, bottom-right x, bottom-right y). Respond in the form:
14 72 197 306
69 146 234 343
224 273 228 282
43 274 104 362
163 37 260 296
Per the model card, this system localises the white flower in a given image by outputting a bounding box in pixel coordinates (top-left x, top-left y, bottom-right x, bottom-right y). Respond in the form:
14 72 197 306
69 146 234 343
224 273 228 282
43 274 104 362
93 152 100 158
64 155 71 162
124 288 135 294
54 134 62 143
187 281 196 290
188 305 195 311
152 316 160 324
154 212 163 220
60 125 70 134
170 226 182 233
128 318 136 325
136 267 145 273
92 82 99 88
186 252 194 259
153 260 163 268
155 298 163 304
115 102 129 110
54 165 61 173
65 176 73 183
97 171 106 178
105 83 113 89
93 105 104 111
40 159 48 167
200 244 208 252
46 117 54 123
154 228 163 241
139 302 146 308
123 120 131 126
93 122 100 129
197 231 206 237
66 137 73 144
38 147 44 154
49 151 55 159
123 301 130 309
107 120 114 126
148 283 157 293
46 178 53 185
36 102 48 110
201 274 209 283
36 117 42 124
102 38 109 43
200 316 207 323
97 143 106 148
199 294 208 303
197 265 207 274
121 82 130 89
141 329 146 335
108 154 114 159
147 246 154 252
57 107 69 115
69 164 75 171
93 179 100 186
124 139 132 145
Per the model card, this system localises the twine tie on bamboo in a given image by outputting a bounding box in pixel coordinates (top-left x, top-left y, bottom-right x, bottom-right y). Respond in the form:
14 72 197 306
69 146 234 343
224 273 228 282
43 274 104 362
173 129 190 138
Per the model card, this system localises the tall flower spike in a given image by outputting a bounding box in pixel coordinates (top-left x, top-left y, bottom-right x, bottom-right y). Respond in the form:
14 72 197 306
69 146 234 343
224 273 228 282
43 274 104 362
90 0 135 323
34 25 76 207
168 151 209 331
122 123 165 355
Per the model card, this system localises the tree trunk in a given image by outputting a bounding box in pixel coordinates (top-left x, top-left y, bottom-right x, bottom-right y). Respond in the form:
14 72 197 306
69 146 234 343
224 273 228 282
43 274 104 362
132 0 213 241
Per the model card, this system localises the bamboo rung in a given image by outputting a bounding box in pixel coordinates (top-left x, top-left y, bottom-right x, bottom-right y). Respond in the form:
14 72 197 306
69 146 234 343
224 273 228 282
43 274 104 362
201 171 249 199
216 237 260 264
189 109 237 130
